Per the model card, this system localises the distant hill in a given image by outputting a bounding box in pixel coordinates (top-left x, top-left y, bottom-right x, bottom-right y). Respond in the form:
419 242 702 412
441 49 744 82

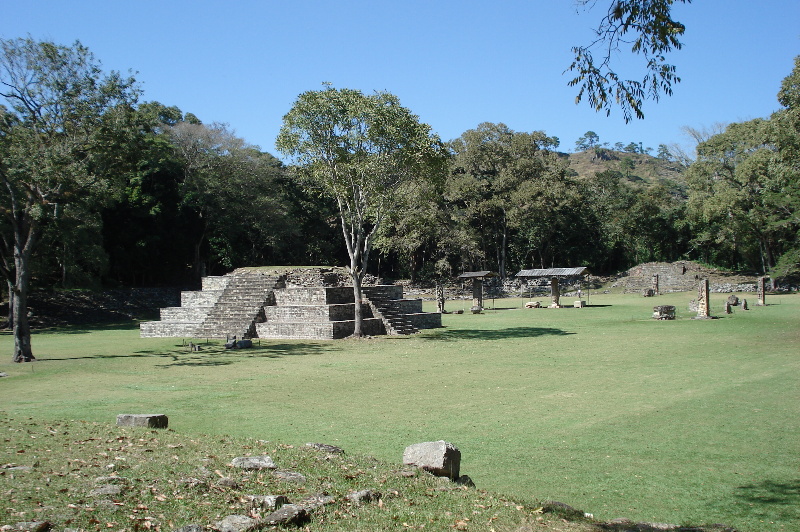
561 149 686 190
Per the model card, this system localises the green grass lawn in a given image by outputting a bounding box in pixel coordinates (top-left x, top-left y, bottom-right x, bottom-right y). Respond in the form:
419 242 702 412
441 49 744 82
2 291 798 531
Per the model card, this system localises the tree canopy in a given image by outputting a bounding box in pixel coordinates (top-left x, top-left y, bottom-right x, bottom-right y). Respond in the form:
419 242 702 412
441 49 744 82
276 86 447 336
0 37 138 361
568 0 691 121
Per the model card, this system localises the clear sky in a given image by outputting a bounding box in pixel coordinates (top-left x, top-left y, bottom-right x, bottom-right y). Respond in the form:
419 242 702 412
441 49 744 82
3 0 799 155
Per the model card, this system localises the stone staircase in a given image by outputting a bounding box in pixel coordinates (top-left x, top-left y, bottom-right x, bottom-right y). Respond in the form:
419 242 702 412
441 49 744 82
141 267 442 340
362 286 418 335
194 272 284 339
139 275 231 337
256 286 384 339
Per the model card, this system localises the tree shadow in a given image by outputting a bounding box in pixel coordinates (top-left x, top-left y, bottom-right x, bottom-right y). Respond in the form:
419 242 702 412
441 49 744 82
36 341 334 367
734 479 800 508
1 321 145 336
423 326 575 342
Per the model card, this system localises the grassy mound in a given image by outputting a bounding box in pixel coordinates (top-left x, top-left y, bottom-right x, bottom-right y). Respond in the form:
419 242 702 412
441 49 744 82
1 417 598 531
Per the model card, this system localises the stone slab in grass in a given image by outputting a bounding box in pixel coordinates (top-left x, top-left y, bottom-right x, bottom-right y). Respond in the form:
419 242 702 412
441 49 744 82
116 414 168 428
231 455 276 470
262 504 309 527
403 440 461 480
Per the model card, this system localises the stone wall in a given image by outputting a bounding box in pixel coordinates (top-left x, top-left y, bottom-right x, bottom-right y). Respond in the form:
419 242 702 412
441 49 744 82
612 261 758 293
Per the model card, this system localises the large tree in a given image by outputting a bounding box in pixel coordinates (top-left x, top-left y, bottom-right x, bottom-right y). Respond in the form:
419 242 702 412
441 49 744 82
686 57 800 276
167 120 291 279
448 123 565 279
568 0 691 121
0 37 137 362
277 86 446 337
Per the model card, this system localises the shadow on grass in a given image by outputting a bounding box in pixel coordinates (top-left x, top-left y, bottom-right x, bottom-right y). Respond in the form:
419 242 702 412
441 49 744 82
734 478 800 507
27 321 146 334
423 326 574 341
38 341 333 367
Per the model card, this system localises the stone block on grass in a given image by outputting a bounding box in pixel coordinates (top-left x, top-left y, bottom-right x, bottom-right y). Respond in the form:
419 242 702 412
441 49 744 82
116 414 168 429
231 455 276 470
403 440 461 480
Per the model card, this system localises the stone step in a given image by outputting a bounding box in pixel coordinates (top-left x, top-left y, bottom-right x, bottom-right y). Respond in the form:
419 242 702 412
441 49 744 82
256 318 385 340
140 321 199 338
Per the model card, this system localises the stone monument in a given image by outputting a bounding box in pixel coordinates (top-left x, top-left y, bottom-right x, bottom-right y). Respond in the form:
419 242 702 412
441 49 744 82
693 279 712 319
757 277 766 306
548 277 561 308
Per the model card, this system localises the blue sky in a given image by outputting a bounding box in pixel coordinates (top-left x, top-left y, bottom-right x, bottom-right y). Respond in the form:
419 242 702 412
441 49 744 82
3 0 799 155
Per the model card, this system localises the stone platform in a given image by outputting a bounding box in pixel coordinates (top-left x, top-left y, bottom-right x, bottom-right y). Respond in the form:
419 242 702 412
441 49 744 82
140 268 441 340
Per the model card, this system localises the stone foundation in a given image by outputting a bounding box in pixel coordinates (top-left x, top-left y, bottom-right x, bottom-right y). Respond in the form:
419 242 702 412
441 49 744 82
141 268 440 340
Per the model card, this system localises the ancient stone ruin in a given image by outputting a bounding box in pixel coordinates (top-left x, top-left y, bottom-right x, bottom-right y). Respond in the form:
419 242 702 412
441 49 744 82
140 267 441 340
549 277 561 308
403 440 461 480
693 279 712 319
757 276 767 306
652 305 675 320
613 261 759 293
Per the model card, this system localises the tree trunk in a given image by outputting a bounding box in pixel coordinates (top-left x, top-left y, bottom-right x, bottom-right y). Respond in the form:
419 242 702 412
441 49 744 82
12 252 35 362
5 280 13 330
351 270 363 338
499 223 508 281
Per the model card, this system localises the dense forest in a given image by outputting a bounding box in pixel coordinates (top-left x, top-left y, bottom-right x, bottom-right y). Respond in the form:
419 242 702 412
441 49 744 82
2 40 799 298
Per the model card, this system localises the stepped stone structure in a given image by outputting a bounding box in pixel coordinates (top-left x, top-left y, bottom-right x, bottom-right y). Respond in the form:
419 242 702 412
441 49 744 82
140 268 441 340
612 261 758 293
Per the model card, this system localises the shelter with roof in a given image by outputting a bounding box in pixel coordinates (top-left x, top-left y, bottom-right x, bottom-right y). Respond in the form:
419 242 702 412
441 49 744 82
515 267 590 307
457 271 496 312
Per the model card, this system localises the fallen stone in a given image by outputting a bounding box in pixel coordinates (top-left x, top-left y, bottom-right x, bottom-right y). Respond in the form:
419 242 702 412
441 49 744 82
726 294 739 306
215 477 239 489
524 301 541 308
0 372 8 378
305 442 344 454
274 470 306 483
297 493 335 511
346 489 381 504
231 455 276 470
403 440 461 480
262 504 309 527
213 515 256 532
116 414 168 429
652 305 676 320
13 522 51 532
243 494 289 511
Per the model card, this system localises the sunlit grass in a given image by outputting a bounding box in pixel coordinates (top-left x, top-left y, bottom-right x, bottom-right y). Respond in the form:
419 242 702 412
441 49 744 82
1 291 798 531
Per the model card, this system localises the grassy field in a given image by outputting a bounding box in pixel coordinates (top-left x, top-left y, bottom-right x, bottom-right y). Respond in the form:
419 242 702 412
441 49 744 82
1 291 798 531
